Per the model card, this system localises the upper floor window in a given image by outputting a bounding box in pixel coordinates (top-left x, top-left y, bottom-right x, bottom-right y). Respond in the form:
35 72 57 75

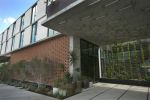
32 4 37 23
12 22 16 36
47 0 56 5
12 36 15 50
19 31 24 48
31 22 37 43
48 29 60 37
20 15 25 30
48 29 54 37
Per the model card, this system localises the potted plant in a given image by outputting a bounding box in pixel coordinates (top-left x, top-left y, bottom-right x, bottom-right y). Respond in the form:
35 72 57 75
63 71 76 96
81 76 89 88
53 79 61 95
59 79 67 97
76 77 82 93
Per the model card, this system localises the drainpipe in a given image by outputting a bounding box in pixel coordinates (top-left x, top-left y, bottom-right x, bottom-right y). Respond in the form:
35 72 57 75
98 48 102 78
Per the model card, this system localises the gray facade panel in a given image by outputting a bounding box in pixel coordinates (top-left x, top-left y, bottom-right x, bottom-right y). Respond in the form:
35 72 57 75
24 26 32 46
36 16 47 41
2 30 7 43
7 25 13 39
36 0 46 21
14 18 21 34
24 8 32 28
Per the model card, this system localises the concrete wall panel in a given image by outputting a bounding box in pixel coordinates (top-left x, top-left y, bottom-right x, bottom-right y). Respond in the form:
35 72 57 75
24 8 32 28
36 16 48 41
36 0 46 20
14 18 21 34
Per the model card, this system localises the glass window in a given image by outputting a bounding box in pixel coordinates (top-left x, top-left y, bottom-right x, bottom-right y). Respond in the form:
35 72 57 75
31 23 37 43
20 15 25 30
19 31 24 48
12 36 15 51
6 38 12 53
13 34 20 50
47 0 56 5
48 29 54 37
48 29 60 37
32 5 37 23
54 30 60 35
12 23 16 36
1 42 6 54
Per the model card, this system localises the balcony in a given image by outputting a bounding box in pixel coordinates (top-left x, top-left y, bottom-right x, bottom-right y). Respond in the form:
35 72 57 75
43 0 150 45
46 0 81 18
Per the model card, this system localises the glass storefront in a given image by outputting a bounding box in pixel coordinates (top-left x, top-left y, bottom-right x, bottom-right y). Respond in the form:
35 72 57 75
80 39 99 81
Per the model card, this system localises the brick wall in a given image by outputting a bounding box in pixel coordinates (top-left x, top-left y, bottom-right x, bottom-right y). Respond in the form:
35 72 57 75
10 35 70 85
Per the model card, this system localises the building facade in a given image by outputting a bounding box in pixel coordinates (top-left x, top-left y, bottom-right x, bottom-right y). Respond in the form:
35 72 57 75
0 0 150 84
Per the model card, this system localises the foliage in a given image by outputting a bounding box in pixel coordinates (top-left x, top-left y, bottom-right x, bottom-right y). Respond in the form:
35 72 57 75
0 63 10 81
69 50 77 65
35 85 49 94
64 71 73 83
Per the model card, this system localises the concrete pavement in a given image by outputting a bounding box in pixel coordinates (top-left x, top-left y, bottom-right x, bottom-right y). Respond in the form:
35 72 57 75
0 83 149 100
0 84 57 100
65 83 150 100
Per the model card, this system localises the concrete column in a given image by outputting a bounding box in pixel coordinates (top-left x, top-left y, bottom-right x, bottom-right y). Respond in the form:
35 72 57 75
69 36 81 80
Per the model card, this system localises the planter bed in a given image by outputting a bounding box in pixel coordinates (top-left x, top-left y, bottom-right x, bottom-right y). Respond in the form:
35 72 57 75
1 79 82 100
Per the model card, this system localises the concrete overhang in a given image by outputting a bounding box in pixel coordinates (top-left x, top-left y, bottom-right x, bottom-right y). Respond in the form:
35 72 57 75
43 0 150 45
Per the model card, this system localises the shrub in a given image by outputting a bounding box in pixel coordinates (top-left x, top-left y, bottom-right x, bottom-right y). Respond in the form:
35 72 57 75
35 87 49 94
0 63 11 82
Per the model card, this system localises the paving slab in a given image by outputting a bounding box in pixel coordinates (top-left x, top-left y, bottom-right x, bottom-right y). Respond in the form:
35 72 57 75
0 84 57 100
65 83 149 100
65 83 116 100
119 86 148 100
92 84 130 100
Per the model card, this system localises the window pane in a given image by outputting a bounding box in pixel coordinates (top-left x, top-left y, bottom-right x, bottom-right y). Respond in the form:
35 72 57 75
48 29 54 37
20 31 24 48
54 30 60 35
32 5 37 23
47 0 56 5
21 15 25 30
12 36 15 50
31 23 37 43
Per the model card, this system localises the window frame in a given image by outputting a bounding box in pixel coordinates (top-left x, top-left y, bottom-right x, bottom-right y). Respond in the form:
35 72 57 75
31 22 37 43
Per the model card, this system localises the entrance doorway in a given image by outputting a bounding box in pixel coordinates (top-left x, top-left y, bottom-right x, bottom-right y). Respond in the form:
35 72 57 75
80 39 99 81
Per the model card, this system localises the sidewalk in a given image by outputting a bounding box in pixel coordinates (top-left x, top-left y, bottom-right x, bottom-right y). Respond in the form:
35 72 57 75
0 83 149 100
0 84 57 100
65 83 150 100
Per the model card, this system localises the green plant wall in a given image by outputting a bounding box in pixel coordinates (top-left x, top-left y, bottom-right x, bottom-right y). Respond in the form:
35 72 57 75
101 39 150 81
